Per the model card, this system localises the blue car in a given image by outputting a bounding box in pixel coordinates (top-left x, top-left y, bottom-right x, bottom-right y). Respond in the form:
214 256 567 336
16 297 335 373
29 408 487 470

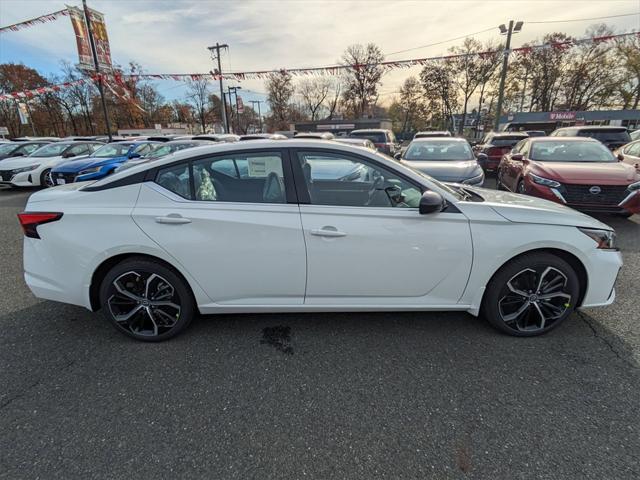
51 141 159 185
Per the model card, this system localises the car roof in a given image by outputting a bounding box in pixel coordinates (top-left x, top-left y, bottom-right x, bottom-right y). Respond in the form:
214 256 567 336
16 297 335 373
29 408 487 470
490 132 528 137
530 136 600 143
410 137 468 143
350 129 388 133
557 125 626 130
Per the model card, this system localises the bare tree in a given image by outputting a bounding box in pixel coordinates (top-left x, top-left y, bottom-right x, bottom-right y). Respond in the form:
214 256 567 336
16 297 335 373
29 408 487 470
298 77 331 120
617 33 640 109
420 62 459 130
265 71 295 131
341 43 384 118
186 77 213 133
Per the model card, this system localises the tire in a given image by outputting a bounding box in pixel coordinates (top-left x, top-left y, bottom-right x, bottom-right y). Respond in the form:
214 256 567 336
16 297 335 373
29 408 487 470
496 171 506 190
482 253 580 337
40 169 54 188
99 257 195 341
517 180 526 194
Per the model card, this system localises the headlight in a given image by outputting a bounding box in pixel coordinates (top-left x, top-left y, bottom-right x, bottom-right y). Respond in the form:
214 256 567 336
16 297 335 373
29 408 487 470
529 173 561 188
578 227 617 250
78 166 102 175
12 164 40 174
628 180 640 191
462 171 485 184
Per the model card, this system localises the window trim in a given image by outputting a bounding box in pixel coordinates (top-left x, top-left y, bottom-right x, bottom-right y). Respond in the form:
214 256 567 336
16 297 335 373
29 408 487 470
289 147 424 207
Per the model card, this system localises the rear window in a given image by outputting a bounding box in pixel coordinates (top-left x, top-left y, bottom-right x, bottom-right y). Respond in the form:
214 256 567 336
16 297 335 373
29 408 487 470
489 136 527 147
349 131 386 143
577 129 631 143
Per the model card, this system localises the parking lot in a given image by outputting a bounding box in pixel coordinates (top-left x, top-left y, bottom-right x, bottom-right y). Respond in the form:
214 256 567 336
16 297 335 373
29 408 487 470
1 182 638 479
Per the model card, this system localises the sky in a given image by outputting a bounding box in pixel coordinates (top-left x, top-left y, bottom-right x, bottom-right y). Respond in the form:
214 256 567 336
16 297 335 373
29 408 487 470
1 0 639 113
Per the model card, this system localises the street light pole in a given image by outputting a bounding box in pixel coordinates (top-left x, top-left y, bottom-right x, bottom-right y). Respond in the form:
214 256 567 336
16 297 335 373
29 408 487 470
82 0 112 141
494 20 521 131
207 43 229 133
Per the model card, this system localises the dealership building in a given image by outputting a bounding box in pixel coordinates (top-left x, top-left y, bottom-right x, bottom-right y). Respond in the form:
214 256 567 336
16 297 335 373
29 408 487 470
498 109 640 133
293 118 393 135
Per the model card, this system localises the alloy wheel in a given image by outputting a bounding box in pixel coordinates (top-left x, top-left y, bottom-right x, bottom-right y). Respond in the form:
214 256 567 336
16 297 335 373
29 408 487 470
107 271 182 337
43 169 55 188
497 266 572 333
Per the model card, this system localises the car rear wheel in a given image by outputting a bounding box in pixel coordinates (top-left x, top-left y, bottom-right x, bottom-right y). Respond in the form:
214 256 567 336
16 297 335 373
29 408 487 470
40 169 54 188
482 253 580 337
517 180 526 194
99 258 195 341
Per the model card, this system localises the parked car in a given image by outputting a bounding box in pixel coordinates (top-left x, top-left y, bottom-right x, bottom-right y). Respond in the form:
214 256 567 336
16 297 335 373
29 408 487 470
348 129 398 156
12 136 60 142
191 134 240 142
115 140 215 172
333 138 376 150
0 141 103 187
630 130 640 141
0 141 52 160
19 140 621 341
524 130 546 137
550 126 631 151
413 131 452 139
396 138 485 186
295 132 335 140
497 137 640 217
473 132 528 172
615 140 640 171
51 141 160 185
239 134 287 140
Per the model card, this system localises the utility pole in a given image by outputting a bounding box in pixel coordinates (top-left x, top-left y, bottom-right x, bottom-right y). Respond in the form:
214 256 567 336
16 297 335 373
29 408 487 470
227 86 241 133
494 20 523 131
250 100 263 132
207 43 229 133
83 0 112 141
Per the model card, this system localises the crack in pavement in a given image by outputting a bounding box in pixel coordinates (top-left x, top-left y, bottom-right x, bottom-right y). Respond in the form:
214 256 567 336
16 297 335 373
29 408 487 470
576 310 638 370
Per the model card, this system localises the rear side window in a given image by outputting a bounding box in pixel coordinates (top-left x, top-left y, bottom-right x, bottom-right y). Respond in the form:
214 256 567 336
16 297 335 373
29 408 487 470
156 163 191 199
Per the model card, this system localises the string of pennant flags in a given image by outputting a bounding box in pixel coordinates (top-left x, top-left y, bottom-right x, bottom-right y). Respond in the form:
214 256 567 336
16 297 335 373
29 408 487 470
0 8 70 34
1 30 638 102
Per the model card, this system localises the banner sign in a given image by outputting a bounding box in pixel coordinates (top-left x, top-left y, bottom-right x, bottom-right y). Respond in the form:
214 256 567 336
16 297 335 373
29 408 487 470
549 111 577 120
86 7 113 69
67 6 92 69
236 96 244 114
0 9 69 34
17 103 30 125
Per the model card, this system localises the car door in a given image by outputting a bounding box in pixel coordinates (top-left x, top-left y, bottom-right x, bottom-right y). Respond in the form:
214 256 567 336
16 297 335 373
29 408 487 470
132 149 307 305
292 148 473 306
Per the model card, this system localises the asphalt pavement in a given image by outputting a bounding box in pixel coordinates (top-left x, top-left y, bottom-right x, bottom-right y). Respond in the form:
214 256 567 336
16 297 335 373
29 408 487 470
1 182 638 480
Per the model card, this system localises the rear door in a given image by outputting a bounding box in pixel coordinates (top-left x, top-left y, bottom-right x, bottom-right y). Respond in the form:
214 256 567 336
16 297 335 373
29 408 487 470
132 149 307 305
292 148 473 306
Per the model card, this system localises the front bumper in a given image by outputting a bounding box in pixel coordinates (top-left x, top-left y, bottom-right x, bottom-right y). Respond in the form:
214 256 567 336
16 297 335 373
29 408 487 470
580 248 622 307
0 170 39 187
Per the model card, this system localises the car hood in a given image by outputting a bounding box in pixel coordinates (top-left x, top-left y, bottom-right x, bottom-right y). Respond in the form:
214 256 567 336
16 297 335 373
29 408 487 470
529 160 639 184
0 156 50 169
54 155 128 173
400 160 481 182
464 185 612 230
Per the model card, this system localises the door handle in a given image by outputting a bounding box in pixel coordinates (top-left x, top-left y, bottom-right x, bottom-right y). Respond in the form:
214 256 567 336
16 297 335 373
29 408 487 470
310 227 347 238
155 214 192 225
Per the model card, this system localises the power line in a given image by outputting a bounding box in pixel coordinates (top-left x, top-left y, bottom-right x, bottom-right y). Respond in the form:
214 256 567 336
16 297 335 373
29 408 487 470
527 12 640 24
385 26 498 57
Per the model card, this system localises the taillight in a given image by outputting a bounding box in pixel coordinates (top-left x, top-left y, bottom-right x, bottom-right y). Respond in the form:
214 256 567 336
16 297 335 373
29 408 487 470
17 212 63 239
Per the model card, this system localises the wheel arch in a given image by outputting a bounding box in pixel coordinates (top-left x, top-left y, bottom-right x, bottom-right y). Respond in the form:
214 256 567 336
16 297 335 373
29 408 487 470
89 253 199 312
480 247 588 310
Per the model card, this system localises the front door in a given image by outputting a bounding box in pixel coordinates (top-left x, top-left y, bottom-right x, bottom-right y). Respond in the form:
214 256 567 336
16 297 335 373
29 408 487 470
292 149 473 306
132 149 307 305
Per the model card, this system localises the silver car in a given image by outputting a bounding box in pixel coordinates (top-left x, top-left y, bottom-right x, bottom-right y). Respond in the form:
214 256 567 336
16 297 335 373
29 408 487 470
397 137 485 186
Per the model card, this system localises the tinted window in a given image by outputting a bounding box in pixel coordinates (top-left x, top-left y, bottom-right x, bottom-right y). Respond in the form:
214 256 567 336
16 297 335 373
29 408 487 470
156 163 191 198
297 151 421 208
404 140 474 161
576 129 631 143
489 136 528 147
193 152 286 203
68 144 90 156
93 143 133 157
20 143 44 154
349 131 386 143
530 141 615 162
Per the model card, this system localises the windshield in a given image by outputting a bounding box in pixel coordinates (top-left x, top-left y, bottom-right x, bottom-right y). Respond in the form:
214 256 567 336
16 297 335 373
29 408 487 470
349 131 386 143
30 143 70 157
92 143 133 158
0 143 18 155
489 136 527 147
530 140 616 162
577 129 631 143
404 141 474 161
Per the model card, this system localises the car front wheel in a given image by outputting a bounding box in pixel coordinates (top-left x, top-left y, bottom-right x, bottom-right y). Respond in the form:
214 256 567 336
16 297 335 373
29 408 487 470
40 169 55 188
482 253 580 336
99 258 195 341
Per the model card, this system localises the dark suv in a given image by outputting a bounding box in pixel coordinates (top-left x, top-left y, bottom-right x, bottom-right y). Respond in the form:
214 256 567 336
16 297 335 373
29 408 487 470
550 126 631 151
473 132 529 171
348 129 398 156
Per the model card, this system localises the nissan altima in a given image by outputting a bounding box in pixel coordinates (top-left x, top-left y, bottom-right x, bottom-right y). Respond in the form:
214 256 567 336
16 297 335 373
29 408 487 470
19 140 622 341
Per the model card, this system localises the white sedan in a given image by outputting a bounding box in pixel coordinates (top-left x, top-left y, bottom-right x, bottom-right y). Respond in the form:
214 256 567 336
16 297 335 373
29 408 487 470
19 140 622 341
0 141 103 187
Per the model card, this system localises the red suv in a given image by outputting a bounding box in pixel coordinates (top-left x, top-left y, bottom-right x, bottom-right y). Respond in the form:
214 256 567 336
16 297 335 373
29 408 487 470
498 137 640 217
473 132 528 172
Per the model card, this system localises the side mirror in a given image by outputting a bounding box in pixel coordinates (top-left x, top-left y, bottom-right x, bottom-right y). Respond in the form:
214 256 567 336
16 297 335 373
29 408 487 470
617 153 625 162
511 153 524 161
419 190 444 214
393 151 402 160
469 141 478 147
128 152 141 159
